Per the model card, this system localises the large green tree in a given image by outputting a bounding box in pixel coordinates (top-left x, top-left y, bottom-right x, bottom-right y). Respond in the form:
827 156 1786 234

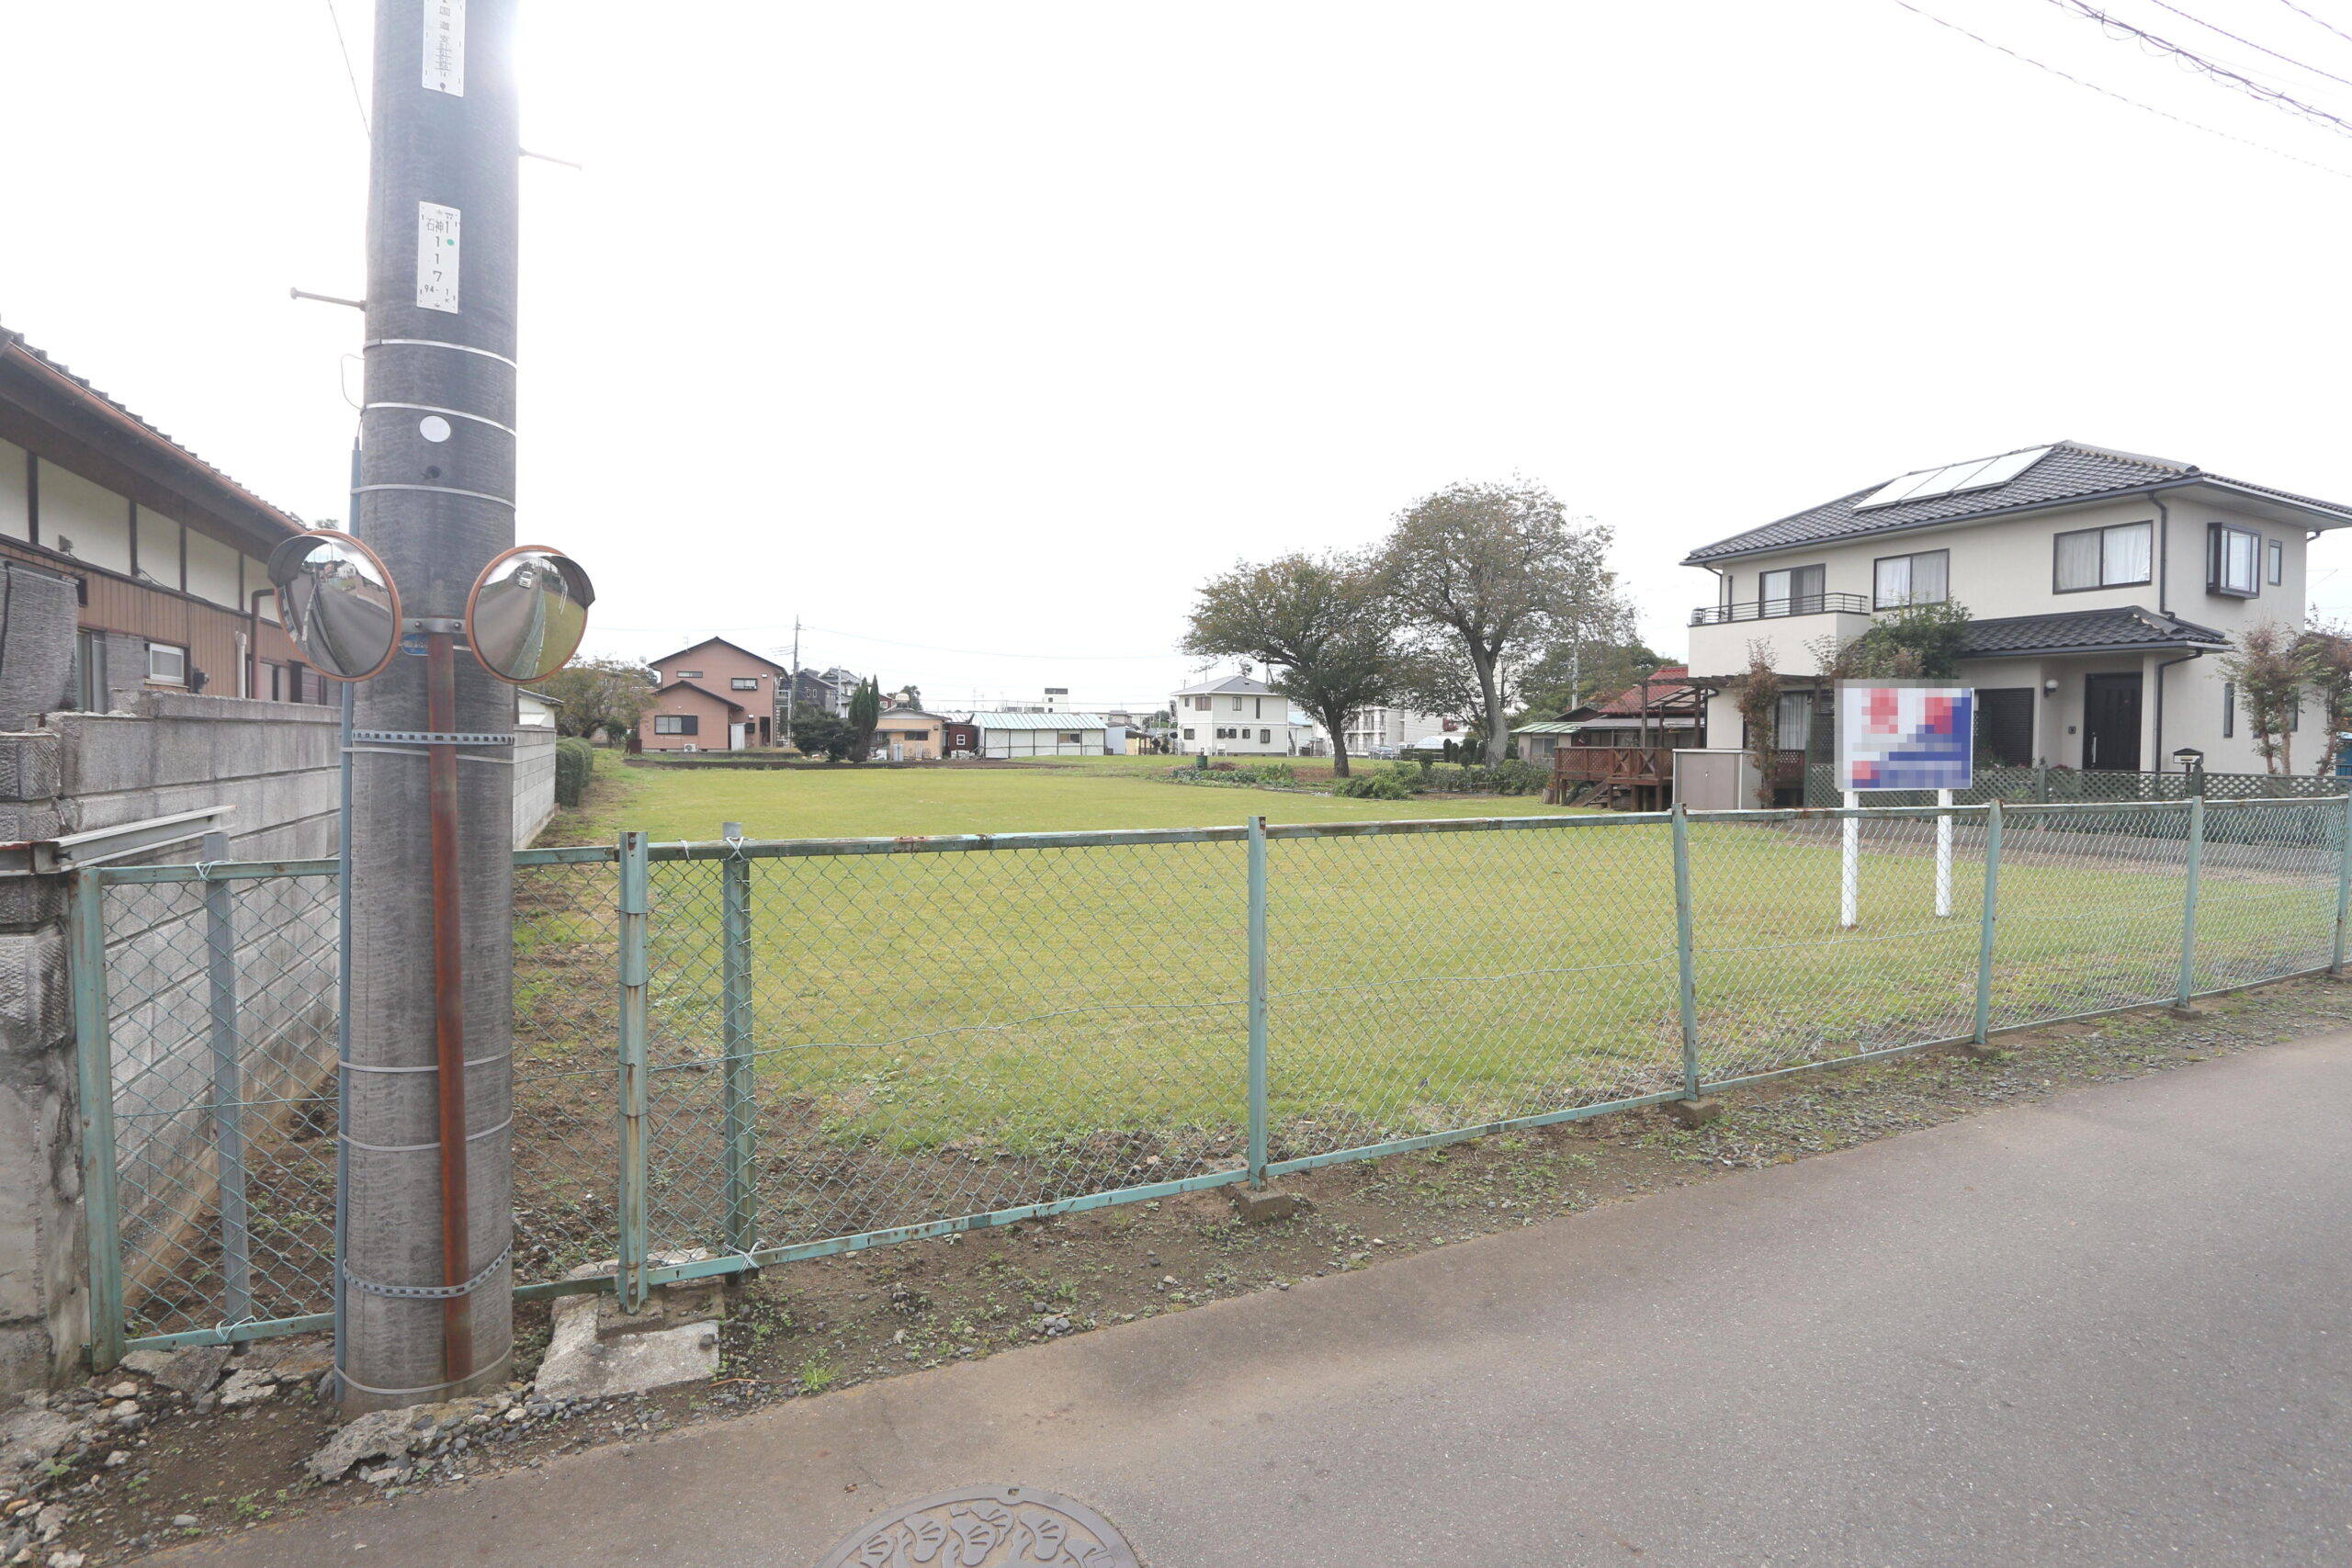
1516 637 1662 721
1379 479 1631 763
1181 550 1394 777
526 656 655 740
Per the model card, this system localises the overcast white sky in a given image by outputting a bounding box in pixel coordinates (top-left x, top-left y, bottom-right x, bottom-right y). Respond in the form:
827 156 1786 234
8 0 2352 711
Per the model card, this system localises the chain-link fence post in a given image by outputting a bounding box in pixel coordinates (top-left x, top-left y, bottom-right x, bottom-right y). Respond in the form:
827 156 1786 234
2177 794 2204 1010
2334 792 2352 978
719 823 759 1254
199 831 254 1327
1974 799 2002 1047
1671 802 1700 1100
70 871 127 1371
1247 814 1269 1190
616 830 650 1312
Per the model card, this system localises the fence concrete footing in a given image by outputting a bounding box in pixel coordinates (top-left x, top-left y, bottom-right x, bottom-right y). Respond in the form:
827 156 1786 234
1228 1185 1301 1224
1664 1098 1724 1129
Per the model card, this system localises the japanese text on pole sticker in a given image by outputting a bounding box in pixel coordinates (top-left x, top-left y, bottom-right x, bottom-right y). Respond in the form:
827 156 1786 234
424 0 466 96
416 202 461 314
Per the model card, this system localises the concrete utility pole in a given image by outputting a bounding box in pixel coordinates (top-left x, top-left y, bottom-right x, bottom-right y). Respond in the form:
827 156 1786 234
341 0 521 1412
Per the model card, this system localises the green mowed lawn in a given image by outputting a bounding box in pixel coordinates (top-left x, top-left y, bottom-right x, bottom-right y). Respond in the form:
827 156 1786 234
563 754 1574 841
521 761 2342 1192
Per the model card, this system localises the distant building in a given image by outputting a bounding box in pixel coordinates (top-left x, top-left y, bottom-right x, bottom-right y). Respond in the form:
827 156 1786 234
1170 672 1316 756
642 681 750 752
874 706 950 761
1339 705 1456 759
966 710 1111 758
649 637 786 747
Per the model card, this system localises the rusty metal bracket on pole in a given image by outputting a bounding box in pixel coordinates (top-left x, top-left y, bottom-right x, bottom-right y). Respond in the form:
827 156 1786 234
424 632 473 1382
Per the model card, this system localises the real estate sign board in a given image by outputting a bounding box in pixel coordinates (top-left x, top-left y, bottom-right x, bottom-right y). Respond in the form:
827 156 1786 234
1836 682 1973 792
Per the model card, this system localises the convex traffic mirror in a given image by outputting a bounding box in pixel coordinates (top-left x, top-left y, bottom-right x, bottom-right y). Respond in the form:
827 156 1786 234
466 546 596 684
265 531 402 681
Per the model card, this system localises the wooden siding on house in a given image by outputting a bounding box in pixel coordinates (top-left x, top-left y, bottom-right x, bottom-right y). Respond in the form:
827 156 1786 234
3 535 306 702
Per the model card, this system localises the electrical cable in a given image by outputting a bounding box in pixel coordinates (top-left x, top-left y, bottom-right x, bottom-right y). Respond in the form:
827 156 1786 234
1888 0 2352 179
2041 0 2352 140
2271 0 2352 52
322 0 370 138
2140 0 2352 91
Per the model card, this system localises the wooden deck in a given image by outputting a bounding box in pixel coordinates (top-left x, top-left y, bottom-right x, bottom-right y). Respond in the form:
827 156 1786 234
1548 747 1809 809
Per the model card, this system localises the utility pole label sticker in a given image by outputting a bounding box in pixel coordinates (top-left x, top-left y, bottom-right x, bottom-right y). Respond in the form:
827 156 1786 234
417 202 461 313
424 0 466 96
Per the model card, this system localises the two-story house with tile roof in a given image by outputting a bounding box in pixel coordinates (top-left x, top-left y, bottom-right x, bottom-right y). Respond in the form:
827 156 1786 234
1682 442 2352 778
649 637 786 748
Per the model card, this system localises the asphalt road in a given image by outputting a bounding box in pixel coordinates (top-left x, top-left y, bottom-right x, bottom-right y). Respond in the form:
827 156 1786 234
171 1033 2352 1567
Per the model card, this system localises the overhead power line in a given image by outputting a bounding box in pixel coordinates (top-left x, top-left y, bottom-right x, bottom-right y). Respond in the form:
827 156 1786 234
322 0 368 137
2041 0 2352 140
2272 0 2352 52
2141 0 2352 92
1889 0 2352 180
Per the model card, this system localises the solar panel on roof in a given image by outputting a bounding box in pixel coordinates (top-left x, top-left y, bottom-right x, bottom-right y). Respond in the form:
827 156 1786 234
1852 446 2052 511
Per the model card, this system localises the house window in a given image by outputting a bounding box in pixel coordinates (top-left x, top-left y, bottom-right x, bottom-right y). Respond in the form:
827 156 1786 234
1193 696 1211 710
2222 681 2234 739
1058 732 1081 745
731 677 759 691
1872 549 1949 609
1260 728 1272 744
147 642 187 685
2208 523 2261 596
1758 563 1826 616
1182 728 1195 739
2054 522 2153 592
654 714 699 736
674 669 702 679
1773 692 1813 752
2267 539 2284 585
1229 696 1243 711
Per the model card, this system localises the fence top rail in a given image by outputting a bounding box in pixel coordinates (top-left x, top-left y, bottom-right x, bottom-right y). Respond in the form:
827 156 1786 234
93 856 341 886
612 791 2352 862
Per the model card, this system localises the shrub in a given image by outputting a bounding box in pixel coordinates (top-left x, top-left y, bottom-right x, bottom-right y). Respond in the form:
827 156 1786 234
1332 770 1415 800
1408 760 1548 795
554 737 594 807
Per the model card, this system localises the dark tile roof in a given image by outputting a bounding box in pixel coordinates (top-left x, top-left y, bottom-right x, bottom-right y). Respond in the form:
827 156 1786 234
1682 441 2352 565
1957 605 2228 660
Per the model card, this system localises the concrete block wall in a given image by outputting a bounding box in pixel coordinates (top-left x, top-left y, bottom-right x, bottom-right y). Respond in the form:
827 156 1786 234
514 725 557 848
1 690 342 1389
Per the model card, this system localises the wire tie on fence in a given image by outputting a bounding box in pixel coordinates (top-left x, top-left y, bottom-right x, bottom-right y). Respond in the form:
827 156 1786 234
343 1242 511 1301
723 829 747 861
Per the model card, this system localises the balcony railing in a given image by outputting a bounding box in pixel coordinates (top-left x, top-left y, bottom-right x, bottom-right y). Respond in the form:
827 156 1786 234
1690 592 1872 626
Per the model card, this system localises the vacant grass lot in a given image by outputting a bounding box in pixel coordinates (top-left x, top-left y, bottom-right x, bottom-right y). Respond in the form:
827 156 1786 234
511 755 2346 1260
569 752 1569 840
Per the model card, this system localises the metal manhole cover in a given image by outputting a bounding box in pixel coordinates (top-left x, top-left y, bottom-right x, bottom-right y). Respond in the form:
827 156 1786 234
814 1484 1139 1567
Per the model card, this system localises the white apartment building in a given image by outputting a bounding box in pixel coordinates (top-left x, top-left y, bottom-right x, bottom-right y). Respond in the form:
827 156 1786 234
1170 672 1317 756
1339 705 1458 758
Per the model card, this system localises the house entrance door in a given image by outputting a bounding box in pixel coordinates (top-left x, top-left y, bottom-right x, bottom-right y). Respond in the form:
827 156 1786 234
2083 673 2143 771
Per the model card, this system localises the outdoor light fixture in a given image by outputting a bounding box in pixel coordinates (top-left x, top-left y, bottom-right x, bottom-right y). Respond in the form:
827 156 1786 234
2173 748 2205 766
2043 679 2060 694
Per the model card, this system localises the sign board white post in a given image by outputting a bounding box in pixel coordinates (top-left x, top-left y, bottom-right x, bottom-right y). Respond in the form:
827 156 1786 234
1836 683 1977 931
1935 788 1954 919
1840 789 1860 929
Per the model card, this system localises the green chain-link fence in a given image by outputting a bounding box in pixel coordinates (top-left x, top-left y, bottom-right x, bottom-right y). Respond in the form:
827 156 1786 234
74 795 2352 1356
